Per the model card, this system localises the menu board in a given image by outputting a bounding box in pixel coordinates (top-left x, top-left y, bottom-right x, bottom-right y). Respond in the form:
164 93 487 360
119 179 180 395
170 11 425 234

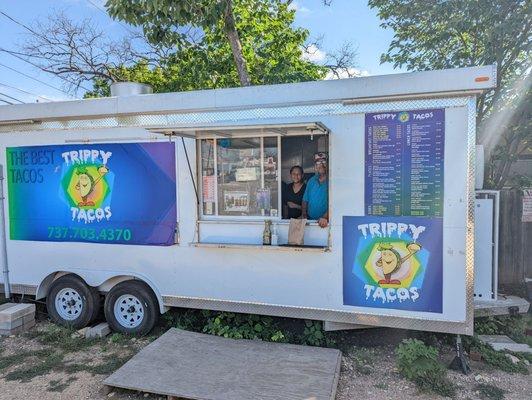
365 109 444 217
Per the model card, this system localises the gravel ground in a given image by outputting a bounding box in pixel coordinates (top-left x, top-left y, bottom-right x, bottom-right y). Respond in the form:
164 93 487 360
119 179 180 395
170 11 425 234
0 320 530 400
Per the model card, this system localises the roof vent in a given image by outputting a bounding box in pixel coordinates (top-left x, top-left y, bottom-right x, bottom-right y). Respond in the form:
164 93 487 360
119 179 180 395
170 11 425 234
110 82 153 96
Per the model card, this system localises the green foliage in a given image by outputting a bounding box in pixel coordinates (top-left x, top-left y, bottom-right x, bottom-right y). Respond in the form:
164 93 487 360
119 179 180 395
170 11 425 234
396 339 456 397
88 0 326 98
465 336 529 374
368 0 531 189
163 309 334 347
202 312 288 342
475 383 506 400
475 315 529 344
396 339 441 380
301 320 335 348
367 0 530 82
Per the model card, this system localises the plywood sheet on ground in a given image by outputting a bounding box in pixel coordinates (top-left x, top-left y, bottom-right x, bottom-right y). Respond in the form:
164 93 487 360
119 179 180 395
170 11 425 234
104 328 341 400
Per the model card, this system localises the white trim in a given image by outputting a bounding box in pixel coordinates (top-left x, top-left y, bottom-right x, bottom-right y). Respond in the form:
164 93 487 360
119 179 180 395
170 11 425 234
0 65 496 123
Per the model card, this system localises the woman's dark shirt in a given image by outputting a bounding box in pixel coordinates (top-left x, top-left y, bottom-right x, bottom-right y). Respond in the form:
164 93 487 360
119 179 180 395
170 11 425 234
283 182 306 219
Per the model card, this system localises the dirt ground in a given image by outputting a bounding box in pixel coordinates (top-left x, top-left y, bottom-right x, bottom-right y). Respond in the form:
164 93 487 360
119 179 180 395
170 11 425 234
0 318 531 400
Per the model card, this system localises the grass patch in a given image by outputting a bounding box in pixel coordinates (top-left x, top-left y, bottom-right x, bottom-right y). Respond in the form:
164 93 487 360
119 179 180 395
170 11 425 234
66 352 133 376
4 352 65 382
475 383 506 400
108 332 131 346
1 324 130 385
84 354 132 375
36 325 99 352
47 377 77 393
0 351 34 371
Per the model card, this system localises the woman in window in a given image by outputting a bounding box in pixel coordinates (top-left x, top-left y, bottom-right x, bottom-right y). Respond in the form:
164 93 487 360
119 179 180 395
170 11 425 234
283 165 306 219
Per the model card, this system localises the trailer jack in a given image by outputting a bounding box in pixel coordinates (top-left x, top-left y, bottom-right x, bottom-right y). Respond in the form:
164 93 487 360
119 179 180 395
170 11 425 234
449 335 471 374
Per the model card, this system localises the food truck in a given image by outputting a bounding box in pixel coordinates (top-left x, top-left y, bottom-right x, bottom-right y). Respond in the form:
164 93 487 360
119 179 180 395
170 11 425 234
0 65 497 335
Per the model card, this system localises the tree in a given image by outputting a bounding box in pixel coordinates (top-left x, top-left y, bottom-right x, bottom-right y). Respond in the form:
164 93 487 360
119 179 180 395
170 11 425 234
20 1 347 97
16 11 141 92
368 0 531 188
105 0 256 86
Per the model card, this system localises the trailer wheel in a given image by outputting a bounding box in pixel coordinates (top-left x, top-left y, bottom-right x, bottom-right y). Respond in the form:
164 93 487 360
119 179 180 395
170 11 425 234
104 281 158 336
46 274 99 329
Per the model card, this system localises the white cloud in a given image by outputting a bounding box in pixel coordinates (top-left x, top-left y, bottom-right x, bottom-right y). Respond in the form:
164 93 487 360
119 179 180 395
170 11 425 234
302 44 326 63
325 68 370 80
288 1 311 14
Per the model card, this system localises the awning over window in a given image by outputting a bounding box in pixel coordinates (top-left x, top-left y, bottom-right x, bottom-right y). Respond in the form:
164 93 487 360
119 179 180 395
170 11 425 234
150 122 329 139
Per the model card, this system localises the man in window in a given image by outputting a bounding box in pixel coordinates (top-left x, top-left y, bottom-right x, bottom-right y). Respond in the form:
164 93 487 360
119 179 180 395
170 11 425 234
301 153 329 228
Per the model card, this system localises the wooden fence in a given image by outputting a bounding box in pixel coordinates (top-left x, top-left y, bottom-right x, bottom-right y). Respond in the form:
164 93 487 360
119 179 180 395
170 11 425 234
498 189 532 287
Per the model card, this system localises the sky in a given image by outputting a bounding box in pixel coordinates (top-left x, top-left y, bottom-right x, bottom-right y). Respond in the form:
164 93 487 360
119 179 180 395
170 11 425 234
0 0 405 104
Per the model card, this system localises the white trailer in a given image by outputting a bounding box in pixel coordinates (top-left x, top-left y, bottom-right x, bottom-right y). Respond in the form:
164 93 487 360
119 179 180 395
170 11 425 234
0 65 497 335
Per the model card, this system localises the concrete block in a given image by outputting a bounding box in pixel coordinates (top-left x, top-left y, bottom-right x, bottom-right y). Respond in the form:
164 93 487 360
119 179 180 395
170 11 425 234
0 318 36 336
23 319 36 330
86 322 111 339
0 303 35 323
0 317 24 331
22 313 34 325
0 303 17 312
478 335 532 354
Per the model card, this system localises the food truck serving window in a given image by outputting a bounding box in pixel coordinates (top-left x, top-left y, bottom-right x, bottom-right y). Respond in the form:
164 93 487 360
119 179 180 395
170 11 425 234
199 132 329 220
200 137 279 217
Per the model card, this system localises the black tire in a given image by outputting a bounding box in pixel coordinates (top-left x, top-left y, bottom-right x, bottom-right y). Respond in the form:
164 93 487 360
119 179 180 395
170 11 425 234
46 274 97 329
88 287 102 324
104 280 158 336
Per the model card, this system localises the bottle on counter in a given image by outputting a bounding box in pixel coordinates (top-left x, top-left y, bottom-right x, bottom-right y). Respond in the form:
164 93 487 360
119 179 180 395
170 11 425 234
271 222 279 246
263 220 272 245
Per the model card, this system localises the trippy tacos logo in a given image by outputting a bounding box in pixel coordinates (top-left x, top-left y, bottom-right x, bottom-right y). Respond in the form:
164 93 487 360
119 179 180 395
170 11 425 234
60 149 114 223
343 216 443 313
398 111 410 122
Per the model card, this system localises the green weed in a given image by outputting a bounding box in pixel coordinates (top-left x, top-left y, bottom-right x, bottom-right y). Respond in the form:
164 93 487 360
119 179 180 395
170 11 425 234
37 325 100 352
108 332 130 346
47 377 77 393
346 346 374 375
475 383 506 400
475 315 529 344
466 337 528 374
396 338 456 397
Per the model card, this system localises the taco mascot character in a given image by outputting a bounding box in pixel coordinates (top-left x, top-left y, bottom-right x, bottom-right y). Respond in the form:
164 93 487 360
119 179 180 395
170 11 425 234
376 242 421 285
75 165 109 207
